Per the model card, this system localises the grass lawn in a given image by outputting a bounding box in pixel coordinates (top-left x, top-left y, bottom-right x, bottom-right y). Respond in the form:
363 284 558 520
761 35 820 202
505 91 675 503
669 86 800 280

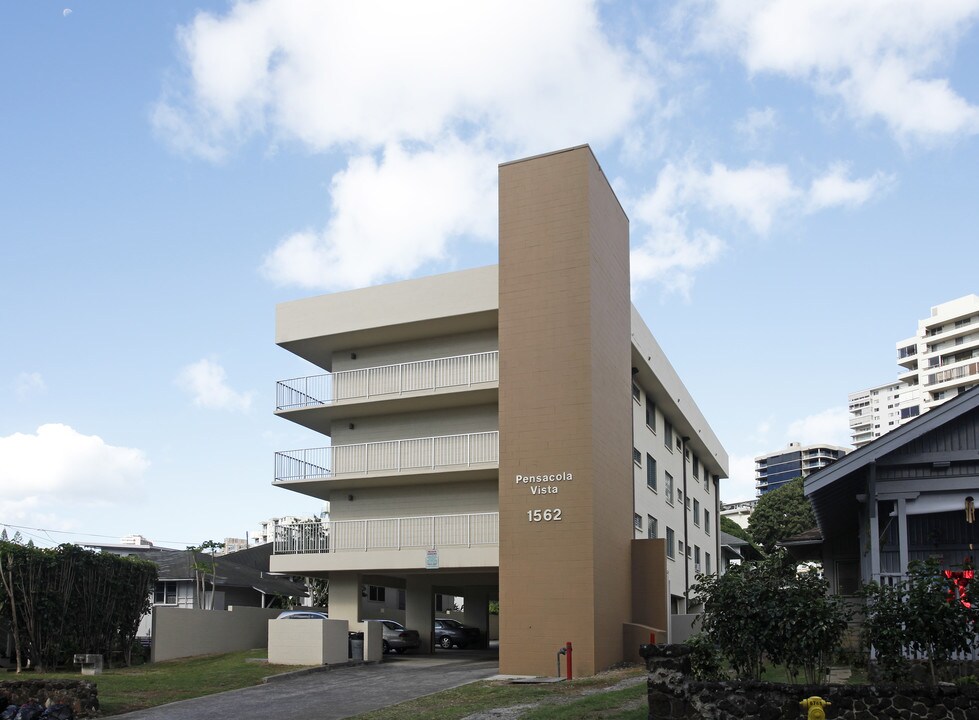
348 665 648 720
36 652 647 719
39 649 308 716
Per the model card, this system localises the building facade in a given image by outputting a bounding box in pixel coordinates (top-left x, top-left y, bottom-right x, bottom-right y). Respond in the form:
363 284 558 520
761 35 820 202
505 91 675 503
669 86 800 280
850 294 979 448
268 146 727 676
754 442 848 495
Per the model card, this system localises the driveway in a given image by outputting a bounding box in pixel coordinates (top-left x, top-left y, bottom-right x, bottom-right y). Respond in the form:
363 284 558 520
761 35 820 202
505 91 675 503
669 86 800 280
112 649 500 720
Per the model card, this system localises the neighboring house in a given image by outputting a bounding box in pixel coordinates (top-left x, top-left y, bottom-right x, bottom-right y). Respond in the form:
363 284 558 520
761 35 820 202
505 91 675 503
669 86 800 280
137 547 306 637
801 385 979 596
719 531 763 574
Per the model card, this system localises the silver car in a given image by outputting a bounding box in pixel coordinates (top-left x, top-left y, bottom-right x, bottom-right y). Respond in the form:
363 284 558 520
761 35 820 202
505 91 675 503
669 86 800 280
365 619 421 654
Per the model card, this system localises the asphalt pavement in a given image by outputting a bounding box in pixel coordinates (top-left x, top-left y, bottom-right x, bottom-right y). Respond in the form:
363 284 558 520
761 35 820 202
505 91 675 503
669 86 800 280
111 649 501 720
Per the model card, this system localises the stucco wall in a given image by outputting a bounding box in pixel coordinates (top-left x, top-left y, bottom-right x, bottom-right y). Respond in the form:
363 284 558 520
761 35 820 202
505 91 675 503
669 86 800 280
150 605 281 662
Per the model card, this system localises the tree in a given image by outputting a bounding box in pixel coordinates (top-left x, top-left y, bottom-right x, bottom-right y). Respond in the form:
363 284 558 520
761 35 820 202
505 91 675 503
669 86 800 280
720 516 751 542
187 540 225 609
748 477 816 552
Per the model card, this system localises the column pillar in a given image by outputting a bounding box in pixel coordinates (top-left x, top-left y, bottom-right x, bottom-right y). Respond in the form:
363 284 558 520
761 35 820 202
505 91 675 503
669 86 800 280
462 587 491 648
406 575 435 654
329 572 361 626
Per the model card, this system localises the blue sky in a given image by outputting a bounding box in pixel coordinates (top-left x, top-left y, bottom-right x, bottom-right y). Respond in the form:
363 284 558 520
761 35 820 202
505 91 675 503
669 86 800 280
2 0 978 549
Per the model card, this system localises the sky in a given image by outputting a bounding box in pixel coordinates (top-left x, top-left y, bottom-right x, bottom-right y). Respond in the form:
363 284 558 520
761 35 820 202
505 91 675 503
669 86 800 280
2 0 978 550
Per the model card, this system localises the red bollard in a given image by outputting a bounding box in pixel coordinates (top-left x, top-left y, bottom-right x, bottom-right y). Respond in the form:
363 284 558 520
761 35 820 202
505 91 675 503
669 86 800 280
565 641 573 681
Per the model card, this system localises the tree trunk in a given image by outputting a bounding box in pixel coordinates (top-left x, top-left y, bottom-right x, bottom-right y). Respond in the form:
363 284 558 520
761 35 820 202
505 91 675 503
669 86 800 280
0 553 23 673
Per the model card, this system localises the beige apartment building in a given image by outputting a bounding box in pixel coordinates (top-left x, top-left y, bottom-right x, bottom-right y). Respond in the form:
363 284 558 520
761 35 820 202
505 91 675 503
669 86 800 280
269 146 728 676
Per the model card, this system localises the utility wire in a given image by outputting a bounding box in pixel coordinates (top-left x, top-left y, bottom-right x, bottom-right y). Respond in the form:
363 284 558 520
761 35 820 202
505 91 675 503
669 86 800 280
0 522 196 548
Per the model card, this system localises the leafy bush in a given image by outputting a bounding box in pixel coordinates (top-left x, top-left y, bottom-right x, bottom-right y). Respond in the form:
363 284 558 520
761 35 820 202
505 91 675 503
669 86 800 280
685 633 725 680
861 558 978 684
693 551 850 682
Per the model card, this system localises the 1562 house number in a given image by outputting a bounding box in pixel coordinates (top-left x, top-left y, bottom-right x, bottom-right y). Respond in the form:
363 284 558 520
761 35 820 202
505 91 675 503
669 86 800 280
527 508 562 522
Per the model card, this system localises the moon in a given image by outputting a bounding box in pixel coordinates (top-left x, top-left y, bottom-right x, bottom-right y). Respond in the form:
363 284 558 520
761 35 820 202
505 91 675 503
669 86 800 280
63 8 72 16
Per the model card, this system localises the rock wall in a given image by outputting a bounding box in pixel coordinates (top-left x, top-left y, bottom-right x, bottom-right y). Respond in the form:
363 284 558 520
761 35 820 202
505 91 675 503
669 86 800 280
0 680 99 718
643 644 979 720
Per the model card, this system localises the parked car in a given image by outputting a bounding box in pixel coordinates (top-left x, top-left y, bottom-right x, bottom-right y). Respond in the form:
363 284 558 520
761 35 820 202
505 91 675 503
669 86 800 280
276 610 329 620
434 617 481 649
365 619 421 654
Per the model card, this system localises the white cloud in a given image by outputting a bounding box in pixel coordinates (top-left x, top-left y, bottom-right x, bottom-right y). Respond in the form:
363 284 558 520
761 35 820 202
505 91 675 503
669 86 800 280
630 158 889 294
785 406 852 448
262 142 498 290
175 358 254 411
807 163 893 212
0 424 149 510
155 0 653 157
735 106 778 144
156 0 656 290
14 372 46 399
698 0 979 143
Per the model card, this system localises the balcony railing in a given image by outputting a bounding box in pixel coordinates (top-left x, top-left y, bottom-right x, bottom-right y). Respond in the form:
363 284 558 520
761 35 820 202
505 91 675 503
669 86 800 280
274 431 499 482
926 361 979 387
273 512 499 554
276 351 499 411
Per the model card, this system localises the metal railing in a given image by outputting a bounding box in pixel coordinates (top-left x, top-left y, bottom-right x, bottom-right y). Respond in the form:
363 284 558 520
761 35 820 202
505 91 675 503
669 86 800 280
276 351 499 410
273 512 499 554
274 431 499 482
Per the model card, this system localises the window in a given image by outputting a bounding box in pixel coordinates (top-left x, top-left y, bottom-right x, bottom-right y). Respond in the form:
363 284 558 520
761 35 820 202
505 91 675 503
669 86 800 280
694 545 701 564
368 585 386 602
633 447 642 466
634 513 642 530
647 515 657 539
678 540 684 555
692 456 699 479
677 489 683 503
665 472 674 504
632 381 641 402
704 509 710 534
645 393 656 431
154 581 177 605
676 436 682 451
664 420 674 450
693 499 700 525
705 475 710 494
705 552 712 574
666 527 675 559
646 454 657 491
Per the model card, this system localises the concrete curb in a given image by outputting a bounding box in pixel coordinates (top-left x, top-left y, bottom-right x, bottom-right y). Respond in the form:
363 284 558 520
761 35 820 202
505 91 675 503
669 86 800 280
262 660 378 684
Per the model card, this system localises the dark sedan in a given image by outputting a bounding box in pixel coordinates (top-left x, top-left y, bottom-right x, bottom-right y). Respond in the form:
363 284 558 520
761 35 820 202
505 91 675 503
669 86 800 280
434 617 481 649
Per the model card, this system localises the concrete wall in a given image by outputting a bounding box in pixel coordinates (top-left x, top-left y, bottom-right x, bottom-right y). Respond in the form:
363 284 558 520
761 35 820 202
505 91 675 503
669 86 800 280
330 329 498 373
498 146 633 677
268 617 349 666
669 613 702 644
150 606 281 663
328 479 498 522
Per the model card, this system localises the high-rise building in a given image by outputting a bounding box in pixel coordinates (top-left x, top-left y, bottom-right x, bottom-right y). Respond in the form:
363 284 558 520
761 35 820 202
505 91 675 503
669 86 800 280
850 294 979 447
754 442 848 495
267 146 728 676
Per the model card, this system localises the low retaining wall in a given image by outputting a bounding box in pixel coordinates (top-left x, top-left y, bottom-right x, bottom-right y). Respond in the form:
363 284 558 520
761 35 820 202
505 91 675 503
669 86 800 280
0 680 98 718
151 605 282 662
642 644 979 720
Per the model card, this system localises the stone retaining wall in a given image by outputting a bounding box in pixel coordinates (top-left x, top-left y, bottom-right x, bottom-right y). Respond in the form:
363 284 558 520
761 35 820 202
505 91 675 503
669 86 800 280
0 680 99 718
642 644 979 720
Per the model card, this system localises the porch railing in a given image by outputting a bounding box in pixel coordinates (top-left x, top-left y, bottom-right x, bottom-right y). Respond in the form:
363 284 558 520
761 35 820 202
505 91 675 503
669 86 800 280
276 351 499 410
273 512 499 554
274 431 499 482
